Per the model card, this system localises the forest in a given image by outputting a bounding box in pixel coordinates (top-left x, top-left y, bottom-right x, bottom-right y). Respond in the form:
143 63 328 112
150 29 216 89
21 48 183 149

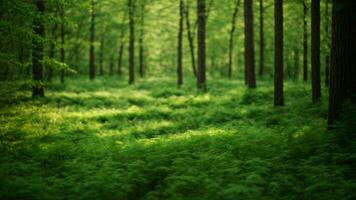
0 0 355 199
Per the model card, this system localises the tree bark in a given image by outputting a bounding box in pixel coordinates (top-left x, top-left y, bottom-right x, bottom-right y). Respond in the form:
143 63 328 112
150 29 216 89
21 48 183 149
228 0 241 79
274 0 284 106
32 0 45 97
311 0 321 103
184 3 197 77
128 0 135 84
303 0 308 81
177 0 184 86
328 0 356 127
89 0 96 80
197 0 206 91
244 0 256 88
259 0 265 77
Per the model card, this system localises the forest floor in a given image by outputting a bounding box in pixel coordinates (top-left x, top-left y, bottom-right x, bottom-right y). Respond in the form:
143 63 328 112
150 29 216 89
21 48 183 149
1 77 355 200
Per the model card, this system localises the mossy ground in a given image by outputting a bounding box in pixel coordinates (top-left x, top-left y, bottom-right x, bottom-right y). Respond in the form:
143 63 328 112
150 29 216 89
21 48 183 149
0 77 355 200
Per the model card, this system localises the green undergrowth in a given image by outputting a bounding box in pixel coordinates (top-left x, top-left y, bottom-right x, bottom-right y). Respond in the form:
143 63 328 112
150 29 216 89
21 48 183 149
0 76 355 200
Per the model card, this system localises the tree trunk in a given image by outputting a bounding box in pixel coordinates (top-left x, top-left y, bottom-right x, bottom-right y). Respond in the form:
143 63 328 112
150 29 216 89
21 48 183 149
99 35 104 76
311 0 321 103
274 0 284 106
128 0 135 84
139 0 146 78
184 3 197 77
109 56 114 75
228 0 241 79
177 0 184 86
48 23 57 82
32 0 45 97
303 0 308 81
325 0 331 87
244 0 256 88
118 33 125 77
328 0 356 127
60 7 65 84
89 0 96 80
259 0 265 77
197 0 206 91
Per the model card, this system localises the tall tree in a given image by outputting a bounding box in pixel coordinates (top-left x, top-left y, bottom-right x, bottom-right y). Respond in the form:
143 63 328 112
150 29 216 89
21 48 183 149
197 0 206 91
303 0 308 81
60 6 65 84
274 0 284 106
228 0 241 79
184 3 197 77
244 0 256 88
117 32 125 77
311 0 321 103
177 0 184 86
258 0 265 77
89 0 96 80
128 0 135 84
32 0 45 97
328 0 356 127
139 0 146 78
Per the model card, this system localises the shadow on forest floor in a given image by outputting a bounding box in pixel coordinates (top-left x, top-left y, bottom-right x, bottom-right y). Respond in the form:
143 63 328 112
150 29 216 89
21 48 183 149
1 77 355 200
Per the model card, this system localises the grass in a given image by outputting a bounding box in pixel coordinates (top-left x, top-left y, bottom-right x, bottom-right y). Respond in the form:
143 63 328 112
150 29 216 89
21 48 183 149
0 76 355 200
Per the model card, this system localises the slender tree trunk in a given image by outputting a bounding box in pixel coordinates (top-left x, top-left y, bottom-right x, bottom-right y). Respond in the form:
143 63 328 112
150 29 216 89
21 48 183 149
118 33 125 76
303 1 308 81
139 0 146 78
228 0 241 79
244 0 256 88
274 0 284 106
177 0 184 86
99 35 104 76
197 0 206 91
48 23 57 82
60 7 65 84
328 0 356 127
311 0 321 103
325 0 331 87
128 0 135 84
259 0 265 77
89 0 96 80
109 56 114 75
184 3 197 77
32 0 45 97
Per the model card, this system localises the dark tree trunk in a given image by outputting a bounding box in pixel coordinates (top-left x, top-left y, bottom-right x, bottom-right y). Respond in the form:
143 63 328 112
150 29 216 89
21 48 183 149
184 3 197 77
177 0 184 86
311 0 321 103
303 1 308 81
89 0 96 80
228 0 241 79
197 0 206 91
244 0 256 88
139 0 146 78
259 0 265 77
328 0 356 127
60 7 65 84
274 0 284 106
32 0 45 97
48 23 57 82
128 0 135 84
99 35 104 76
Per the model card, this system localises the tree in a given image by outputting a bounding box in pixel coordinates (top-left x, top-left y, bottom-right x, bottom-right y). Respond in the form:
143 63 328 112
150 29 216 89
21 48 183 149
303 0 308 81
328 0 356 127
258 0 265 77
47 23 57 82
89 0 96 80
184 2 197 77
324 0 331 87
177 0 184 86
197 0 207 91
99 35 105 76
228 0 241 79
60 6 65 83
128 0 135 84
274 0 284 106
139 0 146 78
311 0 321 103
244 0 256 88
32 0 45 97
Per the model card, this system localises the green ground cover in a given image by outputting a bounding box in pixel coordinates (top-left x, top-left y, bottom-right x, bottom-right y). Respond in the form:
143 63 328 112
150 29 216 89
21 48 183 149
1 77 355 200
